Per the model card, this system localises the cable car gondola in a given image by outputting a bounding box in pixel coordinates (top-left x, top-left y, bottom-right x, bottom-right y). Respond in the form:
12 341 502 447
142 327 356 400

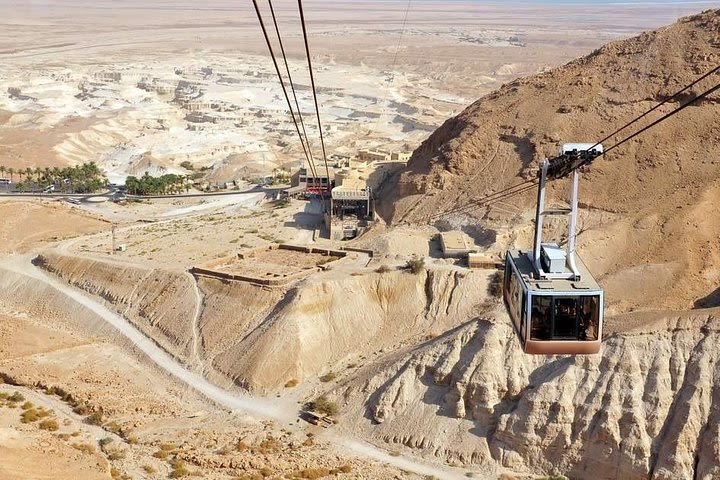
503 144 604 355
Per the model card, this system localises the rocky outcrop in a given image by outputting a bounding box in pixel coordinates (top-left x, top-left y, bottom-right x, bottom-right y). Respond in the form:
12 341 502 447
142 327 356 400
212 268 488 392
338 308 720 479
34 253 491 393
378 9 720 313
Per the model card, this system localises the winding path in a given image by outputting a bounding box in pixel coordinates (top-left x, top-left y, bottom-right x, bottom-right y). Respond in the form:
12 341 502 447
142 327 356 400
187 272 205 371
1 255 473 479
1 256 293 423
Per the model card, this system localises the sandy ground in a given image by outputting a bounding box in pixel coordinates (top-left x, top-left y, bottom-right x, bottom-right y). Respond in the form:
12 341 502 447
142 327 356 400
0 3 717 479
0 385 110 480
0 200 108 253
0 0 702 183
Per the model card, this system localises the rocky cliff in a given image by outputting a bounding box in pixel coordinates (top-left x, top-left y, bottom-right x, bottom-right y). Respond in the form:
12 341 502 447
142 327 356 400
337 307 720 479
379 9 720 313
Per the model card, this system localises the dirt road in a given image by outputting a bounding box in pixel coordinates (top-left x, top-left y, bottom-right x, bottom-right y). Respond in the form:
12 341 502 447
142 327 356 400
0 253 475 479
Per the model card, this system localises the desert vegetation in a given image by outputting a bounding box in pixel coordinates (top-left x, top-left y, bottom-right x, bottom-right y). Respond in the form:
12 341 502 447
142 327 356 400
0 162 107 193
124 172 189 195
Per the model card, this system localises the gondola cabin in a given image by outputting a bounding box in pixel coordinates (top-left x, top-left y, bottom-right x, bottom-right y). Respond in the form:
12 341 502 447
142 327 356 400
503 248 603 354
503 143 605 354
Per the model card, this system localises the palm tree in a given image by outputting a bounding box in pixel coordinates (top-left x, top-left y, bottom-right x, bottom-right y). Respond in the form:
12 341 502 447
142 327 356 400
51 167 60 189
0 165 5 179
7 167 14 182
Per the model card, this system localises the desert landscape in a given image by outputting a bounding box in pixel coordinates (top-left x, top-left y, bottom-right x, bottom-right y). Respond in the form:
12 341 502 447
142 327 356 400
1 1 719 479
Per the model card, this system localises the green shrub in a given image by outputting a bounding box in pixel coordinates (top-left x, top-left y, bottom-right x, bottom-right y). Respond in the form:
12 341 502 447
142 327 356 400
153 449 170 459
86 411 103 425
319 372 336 383
38 419 59 431
308 395 339 416
20 409 40 423
72 443 95 454
8 392 24 402
170 459 190 478
404 256 425 274
104 421 122 435
299 468 331 479
37 408 51 418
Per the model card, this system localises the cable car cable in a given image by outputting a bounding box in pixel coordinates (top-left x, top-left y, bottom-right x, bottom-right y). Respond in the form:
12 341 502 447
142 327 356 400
371 0 413 135
297 0 332 194
428 179 537 219
251 0 318 179
592 80 720 159
428 178 538 219
581 64 720 156
434 71 720 219
267 0 318 177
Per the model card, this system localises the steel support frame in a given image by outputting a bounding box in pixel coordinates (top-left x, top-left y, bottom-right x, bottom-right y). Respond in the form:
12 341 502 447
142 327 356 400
531 160 581 281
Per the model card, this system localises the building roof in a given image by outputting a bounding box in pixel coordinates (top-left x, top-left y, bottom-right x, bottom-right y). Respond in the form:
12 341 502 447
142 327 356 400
440 231 474 253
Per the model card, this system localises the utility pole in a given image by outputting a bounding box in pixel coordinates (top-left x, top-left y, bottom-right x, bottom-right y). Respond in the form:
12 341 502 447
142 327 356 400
111 225 117 254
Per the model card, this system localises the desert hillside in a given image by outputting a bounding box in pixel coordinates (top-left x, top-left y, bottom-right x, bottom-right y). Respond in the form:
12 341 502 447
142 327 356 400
381 9 720 313
2 5 720 480
33 251 490 392
335 307 720 480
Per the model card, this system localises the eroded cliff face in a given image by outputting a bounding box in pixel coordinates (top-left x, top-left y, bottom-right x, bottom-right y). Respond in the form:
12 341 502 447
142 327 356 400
338 309 720 479
211 267 489 391
34 253 197 362
34 252 491 392
33 251 720 478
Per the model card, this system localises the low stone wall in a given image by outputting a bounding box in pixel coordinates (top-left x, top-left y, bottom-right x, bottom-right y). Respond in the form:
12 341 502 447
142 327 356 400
190 266 311 286
467 253 503 270
342 246 375 257
238 243 347 259
191 244 348 286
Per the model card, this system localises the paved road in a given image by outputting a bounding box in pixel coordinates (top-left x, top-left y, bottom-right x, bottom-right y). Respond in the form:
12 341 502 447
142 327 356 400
0 184 286 204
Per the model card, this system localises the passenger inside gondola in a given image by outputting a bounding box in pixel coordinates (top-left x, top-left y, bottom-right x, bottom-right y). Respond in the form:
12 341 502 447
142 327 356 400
579 296 599 341
531 296 551 340
554 298 577 338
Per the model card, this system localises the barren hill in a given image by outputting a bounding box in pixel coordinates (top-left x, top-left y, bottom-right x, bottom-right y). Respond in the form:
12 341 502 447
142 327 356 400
336 306 720 480
381 9 720 313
